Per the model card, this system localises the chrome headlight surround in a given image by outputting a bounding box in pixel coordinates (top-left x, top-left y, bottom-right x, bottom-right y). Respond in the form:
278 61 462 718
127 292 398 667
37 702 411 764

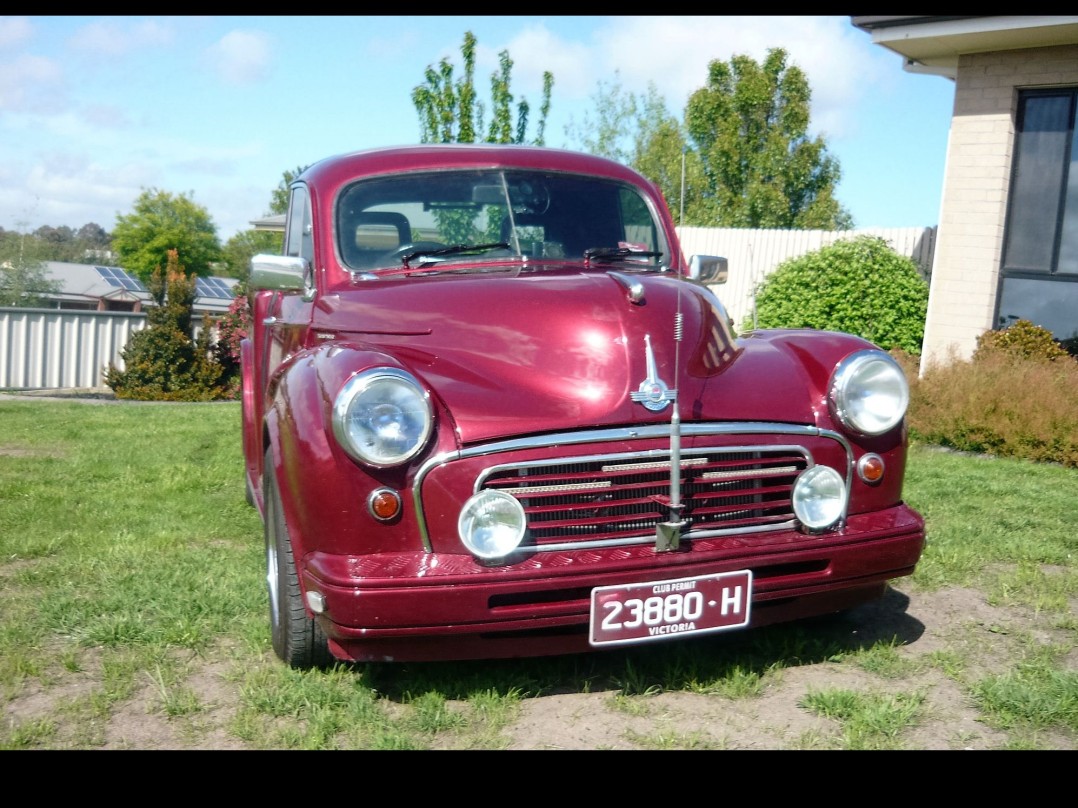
828 349 909 436
331 367 433 467
458 490 527 560
792 464 846 532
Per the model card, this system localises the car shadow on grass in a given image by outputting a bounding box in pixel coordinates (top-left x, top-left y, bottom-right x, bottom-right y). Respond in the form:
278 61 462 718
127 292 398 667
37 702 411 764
356 584 925 702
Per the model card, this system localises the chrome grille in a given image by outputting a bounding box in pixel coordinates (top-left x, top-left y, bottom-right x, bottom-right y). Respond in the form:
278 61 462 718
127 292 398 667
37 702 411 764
480 447 808 547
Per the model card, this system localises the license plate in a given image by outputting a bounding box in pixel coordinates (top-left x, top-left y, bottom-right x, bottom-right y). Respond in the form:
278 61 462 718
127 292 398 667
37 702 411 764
589 570 752 647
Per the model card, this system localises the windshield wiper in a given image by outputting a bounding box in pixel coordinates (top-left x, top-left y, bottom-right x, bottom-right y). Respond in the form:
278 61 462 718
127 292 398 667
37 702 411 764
583 246 664 265
402 241 511 265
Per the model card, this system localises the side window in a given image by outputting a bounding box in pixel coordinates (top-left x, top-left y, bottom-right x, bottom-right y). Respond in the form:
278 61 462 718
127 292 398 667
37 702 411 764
284 186 313 263
619 187 660 252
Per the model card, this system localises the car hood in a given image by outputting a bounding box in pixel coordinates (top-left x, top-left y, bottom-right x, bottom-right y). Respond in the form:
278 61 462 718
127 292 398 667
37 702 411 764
316 268 820 444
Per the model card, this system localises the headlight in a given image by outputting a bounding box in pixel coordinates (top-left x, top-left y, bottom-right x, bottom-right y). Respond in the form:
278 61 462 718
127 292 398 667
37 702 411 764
458 490 527 559
828 350 909 436
792 465 846 531
331 368 433 467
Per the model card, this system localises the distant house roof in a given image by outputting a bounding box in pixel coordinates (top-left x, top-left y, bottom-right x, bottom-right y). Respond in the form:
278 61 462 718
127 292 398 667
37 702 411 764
251 214 286 232
851 15 1078 78
41 262 239 314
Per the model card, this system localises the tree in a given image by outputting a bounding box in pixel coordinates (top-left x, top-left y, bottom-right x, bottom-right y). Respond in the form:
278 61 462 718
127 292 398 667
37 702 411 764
220 229 281 281
0 226 61 306
564 71 640 164
685 48 852 229
105 249 230 400
111 189 222 282
0 257 61 306
412 30 554 145
629 86 706 226
566 48 852 230
220 166 306 280
269 165 308 216
76 222 110 247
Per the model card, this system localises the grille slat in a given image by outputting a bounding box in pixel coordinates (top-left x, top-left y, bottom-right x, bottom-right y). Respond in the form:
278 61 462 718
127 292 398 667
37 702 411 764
482 448 808 547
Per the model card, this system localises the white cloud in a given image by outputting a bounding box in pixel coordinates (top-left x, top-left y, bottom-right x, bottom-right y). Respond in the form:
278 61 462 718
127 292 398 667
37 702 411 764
0 153 149 231
500 24 592 100
71 18 174 56
79 103 133 130
0 54 64 113
0 15 33 48
501 16 885 140
204 29 273 86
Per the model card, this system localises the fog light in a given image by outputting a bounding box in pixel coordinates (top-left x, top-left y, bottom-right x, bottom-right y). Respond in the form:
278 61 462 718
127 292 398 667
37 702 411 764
459 490 526 559
368 487 402 521
857 453 885 485
793 465 846 531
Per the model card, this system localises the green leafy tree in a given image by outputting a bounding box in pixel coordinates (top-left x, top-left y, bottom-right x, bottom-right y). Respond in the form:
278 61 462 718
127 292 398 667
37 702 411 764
412 30 554 145
0 226 61 306
686 48 851 229
221 229 281 281
220 167 307 279
567 49 851 230
751 235 929 354
0 257 61 306
105 249 230 401
565 71 639 164
629 86 707 226
111 189 222 282
1 222 112 265
269 165 308 216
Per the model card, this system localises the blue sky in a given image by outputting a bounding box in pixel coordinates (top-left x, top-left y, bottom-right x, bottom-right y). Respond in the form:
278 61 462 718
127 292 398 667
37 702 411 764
0 15 956 243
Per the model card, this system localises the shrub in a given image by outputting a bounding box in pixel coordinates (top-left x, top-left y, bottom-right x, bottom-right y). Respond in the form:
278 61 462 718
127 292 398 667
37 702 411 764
749 235 930 355
906 346 1078 468
213 291 249 381
105 250 231 401
973 318 1071 363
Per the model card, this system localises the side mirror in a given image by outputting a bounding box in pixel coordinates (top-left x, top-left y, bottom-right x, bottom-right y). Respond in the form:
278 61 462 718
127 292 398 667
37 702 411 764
688 254 728 284
250 254 309 292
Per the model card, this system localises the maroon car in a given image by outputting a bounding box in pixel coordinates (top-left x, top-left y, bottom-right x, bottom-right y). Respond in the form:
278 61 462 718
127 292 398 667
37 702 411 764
241 144 925 667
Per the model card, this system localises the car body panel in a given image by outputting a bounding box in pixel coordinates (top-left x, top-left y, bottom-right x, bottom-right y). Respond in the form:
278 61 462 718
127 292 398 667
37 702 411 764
241 144 926 665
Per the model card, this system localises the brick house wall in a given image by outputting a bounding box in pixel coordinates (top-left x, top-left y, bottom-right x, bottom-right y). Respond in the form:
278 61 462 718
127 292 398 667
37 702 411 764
922 43 1078 367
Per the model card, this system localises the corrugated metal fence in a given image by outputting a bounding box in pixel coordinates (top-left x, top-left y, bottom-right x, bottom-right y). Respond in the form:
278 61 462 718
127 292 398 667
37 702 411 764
1 226 935 391
0 308 147 390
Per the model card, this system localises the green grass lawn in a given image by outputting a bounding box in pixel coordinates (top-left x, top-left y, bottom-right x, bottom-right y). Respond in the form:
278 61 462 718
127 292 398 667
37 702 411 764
1 400 1075 749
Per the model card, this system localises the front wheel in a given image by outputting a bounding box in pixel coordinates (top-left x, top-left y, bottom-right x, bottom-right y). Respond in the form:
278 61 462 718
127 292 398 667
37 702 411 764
263 448 333 668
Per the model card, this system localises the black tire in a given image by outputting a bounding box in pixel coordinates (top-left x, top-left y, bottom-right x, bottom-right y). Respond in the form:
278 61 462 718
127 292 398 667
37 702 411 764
263 448 333 669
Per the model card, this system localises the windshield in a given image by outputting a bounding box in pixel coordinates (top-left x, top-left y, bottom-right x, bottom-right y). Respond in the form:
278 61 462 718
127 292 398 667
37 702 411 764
336 169 667 271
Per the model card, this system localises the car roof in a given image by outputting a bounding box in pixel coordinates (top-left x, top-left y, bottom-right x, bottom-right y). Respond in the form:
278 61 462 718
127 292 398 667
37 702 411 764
299 143 653 189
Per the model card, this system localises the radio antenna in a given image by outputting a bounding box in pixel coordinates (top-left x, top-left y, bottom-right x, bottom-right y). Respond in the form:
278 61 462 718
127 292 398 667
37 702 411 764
657 285 687 551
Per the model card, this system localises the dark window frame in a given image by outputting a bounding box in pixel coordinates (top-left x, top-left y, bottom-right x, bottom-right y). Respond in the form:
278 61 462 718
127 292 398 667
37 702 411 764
995 87 1078 340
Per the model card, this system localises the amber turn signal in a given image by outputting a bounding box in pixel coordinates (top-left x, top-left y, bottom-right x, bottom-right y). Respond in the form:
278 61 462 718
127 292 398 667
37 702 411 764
368 488 402 521
857 453 885 485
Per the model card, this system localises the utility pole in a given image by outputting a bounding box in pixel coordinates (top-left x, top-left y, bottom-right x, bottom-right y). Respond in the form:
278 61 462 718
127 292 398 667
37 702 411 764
679 146 686 226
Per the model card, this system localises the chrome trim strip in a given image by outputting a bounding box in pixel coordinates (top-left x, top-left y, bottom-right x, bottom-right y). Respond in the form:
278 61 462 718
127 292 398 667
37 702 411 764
411 422 853 552
528 519 798 554
473 443 813 492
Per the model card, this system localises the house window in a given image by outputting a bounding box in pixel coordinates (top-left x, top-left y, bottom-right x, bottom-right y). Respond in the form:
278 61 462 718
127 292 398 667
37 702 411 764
997 89 1078 344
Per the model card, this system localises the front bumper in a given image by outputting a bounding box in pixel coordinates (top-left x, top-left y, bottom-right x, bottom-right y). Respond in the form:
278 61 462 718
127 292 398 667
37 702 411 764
303 503 925 663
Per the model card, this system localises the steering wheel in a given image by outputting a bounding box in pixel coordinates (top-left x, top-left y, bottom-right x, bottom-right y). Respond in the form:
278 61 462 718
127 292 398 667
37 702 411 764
387 241 446 262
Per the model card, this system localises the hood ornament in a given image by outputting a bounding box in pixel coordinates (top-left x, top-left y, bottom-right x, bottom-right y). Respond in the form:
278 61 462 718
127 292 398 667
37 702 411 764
631 334 675 412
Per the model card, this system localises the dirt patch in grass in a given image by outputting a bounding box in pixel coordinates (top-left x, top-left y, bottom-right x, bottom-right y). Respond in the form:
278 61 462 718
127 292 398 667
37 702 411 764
5 585 1074 750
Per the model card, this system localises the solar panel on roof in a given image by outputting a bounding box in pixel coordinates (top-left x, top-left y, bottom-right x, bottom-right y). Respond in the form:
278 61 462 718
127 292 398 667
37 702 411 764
94 266 146 292
195 277 235 299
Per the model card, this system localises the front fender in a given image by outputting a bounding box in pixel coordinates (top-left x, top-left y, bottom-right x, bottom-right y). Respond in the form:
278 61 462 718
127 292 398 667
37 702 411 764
264 342 443 566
